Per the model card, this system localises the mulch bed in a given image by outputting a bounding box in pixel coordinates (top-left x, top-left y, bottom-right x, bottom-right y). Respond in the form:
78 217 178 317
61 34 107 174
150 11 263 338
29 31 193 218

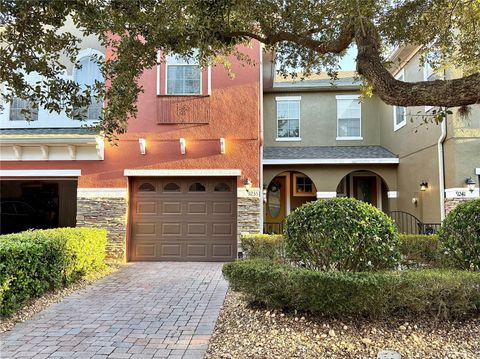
206 290 480 359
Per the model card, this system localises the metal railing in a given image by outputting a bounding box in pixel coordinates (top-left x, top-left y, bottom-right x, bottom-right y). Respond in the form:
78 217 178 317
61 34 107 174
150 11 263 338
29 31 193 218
263 222 284 234
389 211 441 234
157 96 210 124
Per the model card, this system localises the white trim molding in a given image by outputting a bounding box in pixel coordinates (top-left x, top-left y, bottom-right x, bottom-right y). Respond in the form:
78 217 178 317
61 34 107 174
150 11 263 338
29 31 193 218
263 158 399 165
476 168 480 175
275 137 301 142
77 188 128 198
316 191 337 199
387 191 398 198
445 187 479 199
336 136 363 141
0 169 81 177
124 169 242 177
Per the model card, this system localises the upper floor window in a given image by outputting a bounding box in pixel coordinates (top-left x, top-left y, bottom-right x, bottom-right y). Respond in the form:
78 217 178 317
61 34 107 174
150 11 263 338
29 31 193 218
166 54 201 95
74 49 104 121
336 95 362 140
424 61 441 112
276 96 300 140
10 97 38 122
393 70 406 131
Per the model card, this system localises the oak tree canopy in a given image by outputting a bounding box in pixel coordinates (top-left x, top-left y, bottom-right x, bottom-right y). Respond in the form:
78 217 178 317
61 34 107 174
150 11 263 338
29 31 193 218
1 0 479 137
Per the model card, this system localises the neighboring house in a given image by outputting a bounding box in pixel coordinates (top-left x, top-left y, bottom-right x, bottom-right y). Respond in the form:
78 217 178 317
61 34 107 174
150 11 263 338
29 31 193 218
0 25 263 261
262 46 480 234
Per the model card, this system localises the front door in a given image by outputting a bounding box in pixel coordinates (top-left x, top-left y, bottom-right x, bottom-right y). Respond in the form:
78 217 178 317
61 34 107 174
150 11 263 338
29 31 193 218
265 176 286 233
353 176 377 207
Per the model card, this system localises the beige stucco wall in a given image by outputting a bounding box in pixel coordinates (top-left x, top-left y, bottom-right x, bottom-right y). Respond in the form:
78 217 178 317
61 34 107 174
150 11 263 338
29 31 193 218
263 91 381 147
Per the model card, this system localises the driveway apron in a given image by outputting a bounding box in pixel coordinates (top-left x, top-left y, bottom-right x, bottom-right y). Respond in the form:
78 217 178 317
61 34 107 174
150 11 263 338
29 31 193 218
0 262 228 359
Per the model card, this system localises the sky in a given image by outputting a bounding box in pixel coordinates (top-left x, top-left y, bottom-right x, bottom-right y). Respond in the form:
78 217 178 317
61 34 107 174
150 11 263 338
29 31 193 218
337 45 357 71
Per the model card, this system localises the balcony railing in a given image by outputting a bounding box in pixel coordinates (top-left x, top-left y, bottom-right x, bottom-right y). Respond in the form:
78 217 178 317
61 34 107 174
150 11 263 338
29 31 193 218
157 96 210 124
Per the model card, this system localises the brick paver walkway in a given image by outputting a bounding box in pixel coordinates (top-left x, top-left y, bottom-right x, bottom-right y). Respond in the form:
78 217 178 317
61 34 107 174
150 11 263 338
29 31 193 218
0 262 228 359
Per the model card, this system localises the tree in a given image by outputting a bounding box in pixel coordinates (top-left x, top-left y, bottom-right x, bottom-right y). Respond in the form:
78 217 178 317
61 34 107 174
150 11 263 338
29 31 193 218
1 0 479 138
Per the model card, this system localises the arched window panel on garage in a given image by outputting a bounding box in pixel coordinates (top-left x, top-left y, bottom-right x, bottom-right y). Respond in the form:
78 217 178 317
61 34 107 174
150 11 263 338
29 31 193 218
163 182 181 192
214 182 231 192
138 182 155 192
188 182 206 192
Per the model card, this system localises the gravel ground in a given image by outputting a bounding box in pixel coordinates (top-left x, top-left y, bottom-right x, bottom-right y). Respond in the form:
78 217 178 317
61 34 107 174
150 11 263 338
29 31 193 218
0 263 120 333
206 290 480 359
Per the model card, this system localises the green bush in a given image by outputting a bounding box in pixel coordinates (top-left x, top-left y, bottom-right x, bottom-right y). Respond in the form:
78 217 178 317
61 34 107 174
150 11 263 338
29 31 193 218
399 234 442 266
284 198 400 271
241 234 284 260
0 227 107 316
439 198 480 271
223 259 480 318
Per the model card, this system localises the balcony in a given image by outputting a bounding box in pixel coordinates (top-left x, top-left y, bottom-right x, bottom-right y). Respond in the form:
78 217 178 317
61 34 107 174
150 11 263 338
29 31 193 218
157 96 210 124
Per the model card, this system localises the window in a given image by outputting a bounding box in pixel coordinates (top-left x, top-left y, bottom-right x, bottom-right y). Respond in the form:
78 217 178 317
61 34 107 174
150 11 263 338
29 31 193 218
336 95 362 140
293 174 316 196
214 183 231 192
166 54 201 95
74 50 104 121
138 183 155 192
163 182 181 192
393 70 406 131
276 97 300 140
9 97 38 121
189 182 206 192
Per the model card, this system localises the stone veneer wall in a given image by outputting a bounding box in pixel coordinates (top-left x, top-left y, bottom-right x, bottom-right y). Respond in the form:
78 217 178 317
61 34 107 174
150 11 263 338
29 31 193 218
237 195 261 235
76 191 128 260
444 197 471 215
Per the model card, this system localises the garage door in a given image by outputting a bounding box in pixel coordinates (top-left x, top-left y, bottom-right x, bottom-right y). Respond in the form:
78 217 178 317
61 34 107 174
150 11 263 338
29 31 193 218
130 177 237 261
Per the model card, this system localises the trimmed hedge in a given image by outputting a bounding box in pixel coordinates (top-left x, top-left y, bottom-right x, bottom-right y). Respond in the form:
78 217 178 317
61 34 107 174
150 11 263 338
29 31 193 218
284 198 400 271
241 234 284 260
0 228 107 316
439 198 480 271
223 259 480 318
399 234 441 266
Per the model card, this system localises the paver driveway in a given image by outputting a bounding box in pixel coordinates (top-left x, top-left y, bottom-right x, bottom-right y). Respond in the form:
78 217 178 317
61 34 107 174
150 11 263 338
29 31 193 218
0 262 228 359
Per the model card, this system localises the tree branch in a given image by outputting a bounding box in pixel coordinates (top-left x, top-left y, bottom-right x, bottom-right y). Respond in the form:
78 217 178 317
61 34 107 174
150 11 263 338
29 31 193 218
354 18 480 107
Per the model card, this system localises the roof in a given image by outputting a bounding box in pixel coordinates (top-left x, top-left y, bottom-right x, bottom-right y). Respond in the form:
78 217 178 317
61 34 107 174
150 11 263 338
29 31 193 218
263 146 399 164
0 128 99 136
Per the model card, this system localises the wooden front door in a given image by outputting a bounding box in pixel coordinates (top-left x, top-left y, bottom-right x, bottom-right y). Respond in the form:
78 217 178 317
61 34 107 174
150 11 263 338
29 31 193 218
353 176 377 207
265 176 286 233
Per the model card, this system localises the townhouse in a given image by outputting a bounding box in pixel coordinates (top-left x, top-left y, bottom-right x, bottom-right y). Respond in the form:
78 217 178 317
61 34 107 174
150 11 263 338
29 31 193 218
262 45 480 234
1 28 479 259
0 24 263 261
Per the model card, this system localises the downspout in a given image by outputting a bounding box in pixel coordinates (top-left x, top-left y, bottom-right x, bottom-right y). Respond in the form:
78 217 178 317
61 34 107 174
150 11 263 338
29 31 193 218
259 43 265 233
437 69 447 221
438 118 446 221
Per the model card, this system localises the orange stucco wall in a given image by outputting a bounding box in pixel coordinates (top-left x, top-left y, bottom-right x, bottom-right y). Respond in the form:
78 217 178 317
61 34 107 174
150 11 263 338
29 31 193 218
2 43 262 188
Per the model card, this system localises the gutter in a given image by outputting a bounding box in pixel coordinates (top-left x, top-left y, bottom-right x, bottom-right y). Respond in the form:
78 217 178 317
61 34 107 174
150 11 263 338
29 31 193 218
259 43 265 233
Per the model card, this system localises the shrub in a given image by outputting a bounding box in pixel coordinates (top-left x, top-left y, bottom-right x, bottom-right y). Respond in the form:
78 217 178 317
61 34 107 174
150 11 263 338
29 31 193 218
439 198 480 271
399 234 442 266
223 259 480 318
284 198 400 271
241 234 284 260
0 227 107 316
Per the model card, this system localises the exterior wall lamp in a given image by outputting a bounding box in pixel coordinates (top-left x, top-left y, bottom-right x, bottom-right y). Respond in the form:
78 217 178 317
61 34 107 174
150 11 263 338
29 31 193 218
138 138 146 155
220 138 226 154
243 178 252 192
179 138 186 155
465 177 476 192
420 181 428 191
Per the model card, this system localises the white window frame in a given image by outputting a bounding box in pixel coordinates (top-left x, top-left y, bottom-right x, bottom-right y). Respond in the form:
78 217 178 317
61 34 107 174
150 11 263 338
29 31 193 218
72 48 105 122
336 94 362 140
165 54 202 96
275 96 301 141
393 69 407 131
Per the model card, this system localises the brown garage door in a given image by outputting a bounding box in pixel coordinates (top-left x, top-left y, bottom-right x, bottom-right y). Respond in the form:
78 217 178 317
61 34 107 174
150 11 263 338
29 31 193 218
130 177 237 261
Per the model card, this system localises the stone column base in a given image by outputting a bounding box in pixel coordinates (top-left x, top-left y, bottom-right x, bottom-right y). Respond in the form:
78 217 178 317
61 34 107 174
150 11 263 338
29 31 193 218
76 188 128 260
